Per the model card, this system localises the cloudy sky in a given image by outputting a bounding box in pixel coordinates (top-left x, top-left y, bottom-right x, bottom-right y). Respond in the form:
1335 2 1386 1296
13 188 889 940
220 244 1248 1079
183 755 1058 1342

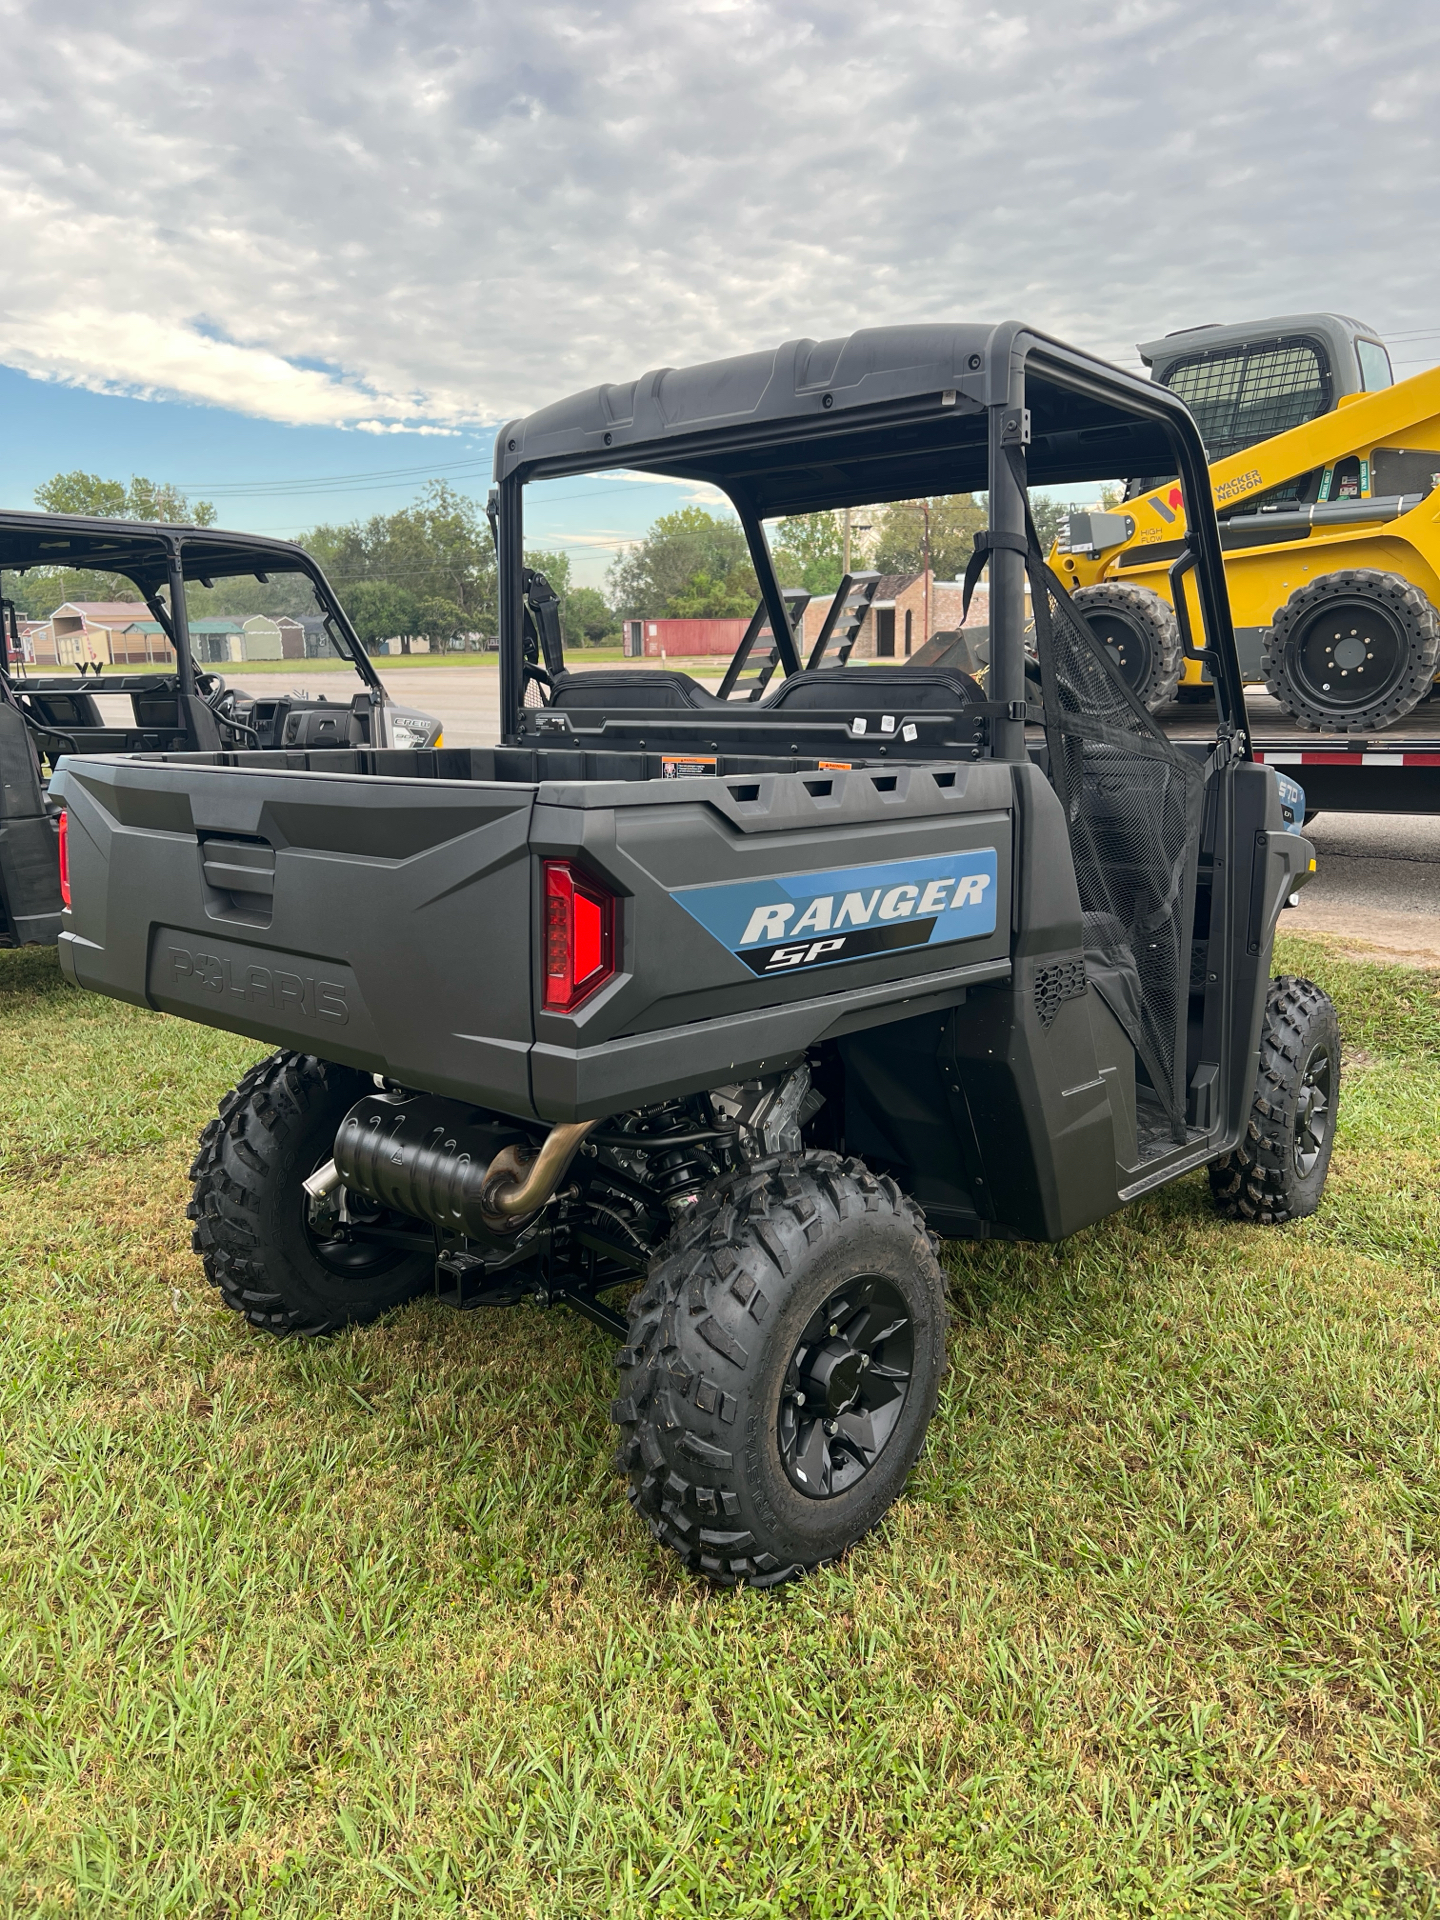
3 0 1438 573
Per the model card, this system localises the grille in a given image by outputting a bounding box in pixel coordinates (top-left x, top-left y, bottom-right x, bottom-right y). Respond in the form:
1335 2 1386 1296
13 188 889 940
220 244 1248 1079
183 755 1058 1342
1162 338 1330 460
1033 955 1087 1030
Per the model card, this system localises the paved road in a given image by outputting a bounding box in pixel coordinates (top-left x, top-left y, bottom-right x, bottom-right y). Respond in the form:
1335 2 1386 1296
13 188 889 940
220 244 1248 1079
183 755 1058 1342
227 662 1440 964
225 660 727 753
1289 810 1440 965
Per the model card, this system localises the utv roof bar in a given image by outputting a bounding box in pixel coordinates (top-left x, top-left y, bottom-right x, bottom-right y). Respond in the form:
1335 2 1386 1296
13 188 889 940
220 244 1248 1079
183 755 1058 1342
490 321 1248 748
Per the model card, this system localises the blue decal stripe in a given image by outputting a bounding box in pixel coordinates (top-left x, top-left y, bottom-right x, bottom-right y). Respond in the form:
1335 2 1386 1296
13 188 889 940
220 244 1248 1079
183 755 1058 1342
673 848 998 975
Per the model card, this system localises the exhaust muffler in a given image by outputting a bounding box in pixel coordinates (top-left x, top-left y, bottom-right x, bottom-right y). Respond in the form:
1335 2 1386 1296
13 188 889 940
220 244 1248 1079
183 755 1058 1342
314 1091 596 1240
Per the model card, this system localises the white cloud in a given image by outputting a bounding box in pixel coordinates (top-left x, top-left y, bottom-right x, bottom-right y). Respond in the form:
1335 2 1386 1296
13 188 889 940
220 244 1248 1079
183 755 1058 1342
2 0 1438 431
354 421 460 435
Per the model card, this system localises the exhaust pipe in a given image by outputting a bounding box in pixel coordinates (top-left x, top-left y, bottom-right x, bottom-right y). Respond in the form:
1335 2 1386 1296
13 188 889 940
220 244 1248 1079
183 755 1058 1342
303 1160 344 1202
481 1123 597 1221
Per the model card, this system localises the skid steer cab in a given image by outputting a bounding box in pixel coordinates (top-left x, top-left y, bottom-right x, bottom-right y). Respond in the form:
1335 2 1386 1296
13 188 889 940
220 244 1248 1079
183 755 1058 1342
56 321 1336 1591
0 512 440 946
1055 312 1440 732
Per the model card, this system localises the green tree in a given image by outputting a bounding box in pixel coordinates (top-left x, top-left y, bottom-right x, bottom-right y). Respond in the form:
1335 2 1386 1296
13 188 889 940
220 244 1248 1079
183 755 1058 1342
14 471 216 613
525 549 571 596
33 470 216 526
522 550 619 651
771 512 845 596
564 585 618 647
608 506 757 619
416 595 466 648
343 580 423 654
663 569 758 618
305 482 498 650
869 494 987 580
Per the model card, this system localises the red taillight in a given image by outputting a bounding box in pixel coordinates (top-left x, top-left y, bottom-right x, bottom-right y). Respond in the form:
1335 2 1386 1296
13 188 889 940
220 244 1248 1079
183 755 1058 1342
542 860 616 1011
57 810 71 907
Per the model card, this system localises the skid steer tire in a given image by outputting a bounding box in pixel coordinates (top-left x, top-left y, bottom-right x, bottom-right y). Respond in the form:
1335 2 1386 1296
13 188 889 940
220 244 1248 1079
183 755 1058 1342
188 1050 433 1335
1208 977 1340 1225
1070 582 1183 710
612 1152 948 1589
1263 570 1440 732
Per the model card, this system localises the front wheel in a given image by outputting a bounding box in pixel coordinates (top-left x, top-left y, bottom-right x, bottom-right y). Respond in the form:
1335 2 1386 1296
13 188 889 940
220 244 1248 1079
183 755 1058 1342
1209 977 1340 1224
612 1153 948 1588
1263 570 1440 731
188 1051 433 1334
1070 581 1183 710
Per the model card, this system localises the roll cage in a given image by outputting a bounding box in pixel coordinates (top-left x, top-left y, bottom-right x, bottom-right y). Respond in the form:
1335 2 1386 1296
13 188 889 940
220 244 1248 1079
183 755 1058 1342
488 321 1249 754
0 512 383 702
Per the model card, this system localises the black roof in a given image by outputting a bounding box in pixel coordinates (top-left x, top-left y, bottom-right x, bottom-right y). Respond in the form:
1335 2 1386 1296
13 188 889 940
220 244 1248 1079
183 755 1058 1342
0 511 315 592
494 321 1202 515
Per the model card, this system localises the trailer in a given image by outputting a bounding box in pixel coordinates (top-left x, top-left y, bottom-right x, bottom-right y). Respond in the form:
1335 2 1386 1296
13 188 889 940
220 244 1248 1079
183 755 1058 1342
1160 689 1440 815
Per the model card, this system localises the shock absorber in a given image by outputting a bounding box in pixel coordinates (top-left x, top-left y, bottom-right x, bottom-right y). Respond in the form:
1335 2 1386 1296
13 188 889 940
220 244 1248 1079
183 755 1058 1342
605 1102 730 1218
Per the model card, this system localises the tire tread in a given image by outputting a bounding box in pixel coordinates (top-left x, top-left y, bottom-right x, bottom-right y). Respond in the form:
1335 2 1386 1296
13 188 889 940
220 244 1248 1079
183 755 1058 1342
612 1151 944 1590
1209 975 1340 1224
1262 568 1440 732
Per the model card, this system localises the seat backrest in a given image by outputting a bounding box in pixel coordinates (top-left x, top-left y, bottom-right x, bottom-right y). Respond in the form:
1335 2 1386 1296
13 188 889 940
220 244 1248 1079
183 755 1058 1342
132 679 182 729
760 665 984 712
547 670 717 712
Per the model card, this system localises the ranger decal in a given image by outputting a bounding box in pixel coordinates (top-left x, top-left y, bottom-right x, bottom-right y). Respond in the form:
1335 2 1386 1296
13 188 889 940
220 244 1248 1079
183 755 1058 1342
672 849 998 976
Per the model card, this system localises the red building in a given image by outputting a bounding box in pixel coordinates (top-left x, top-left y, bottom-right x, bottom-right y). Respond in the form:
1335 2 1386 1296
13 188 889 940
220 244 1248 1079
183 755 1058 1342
622 617 749 658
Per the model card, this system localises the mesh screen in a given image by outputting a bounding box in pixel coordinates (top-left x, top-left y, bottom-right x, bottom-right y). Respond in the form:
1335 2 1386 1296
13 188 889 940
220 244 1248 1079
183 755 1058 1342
1163 341 1329 460
1032 564 1203 1140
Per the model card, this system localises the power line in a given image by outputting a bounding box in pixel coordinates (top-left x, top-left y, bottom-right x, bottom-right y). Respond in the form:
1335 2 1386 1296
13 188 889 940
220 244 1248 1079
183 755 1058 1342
171 449 496 495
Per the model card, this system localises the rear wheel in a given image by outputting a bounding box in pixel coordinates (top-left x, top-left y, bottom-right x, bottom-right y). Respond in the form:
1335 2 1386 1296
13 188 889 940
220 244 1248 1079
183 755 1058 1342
612 1152 948 1588
1263 570 1440 731
1209 977 1340 1224
188 1051 433 1334
1070 582 1183 709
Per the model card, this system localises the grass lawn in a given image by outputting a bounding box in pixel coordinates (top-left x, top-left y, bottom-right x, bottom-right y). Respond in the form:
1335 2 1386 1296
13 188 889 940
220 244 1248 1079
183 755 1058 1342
2 936 1437 1917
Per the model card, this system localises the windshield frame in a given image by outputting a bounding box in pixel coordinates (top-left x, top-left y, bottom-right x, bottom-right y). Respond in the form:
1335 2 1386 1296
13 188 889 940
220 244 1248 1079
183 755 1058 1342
0 512 384 697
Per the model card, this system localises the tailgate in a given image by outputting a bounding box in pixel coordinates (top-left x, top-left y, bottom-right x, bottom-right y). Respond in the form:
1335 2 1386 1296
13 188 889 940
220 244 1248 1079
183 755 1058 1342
54 758 539 1116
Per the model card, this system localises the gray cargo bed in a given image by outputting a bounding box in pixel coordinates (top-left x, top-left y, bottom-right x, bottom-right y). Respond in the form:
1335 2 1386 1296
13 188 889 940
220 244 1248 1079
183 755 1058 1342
55 749 1015 1122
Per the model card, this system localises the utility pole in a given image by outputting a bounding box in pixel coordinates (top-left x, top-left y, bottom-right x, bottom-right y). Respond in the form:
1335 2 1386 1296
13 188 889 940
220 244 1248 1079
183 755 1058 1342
888 500 933 654
842 507 851 575
920 499 931 656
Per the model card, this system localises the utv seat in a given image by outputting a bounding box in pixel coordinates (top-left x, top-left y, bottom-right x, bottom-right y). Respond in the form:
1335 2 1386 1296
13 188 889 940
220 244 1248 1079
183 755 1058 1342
132 678 182 729
548 670 720 710
759 666 985 711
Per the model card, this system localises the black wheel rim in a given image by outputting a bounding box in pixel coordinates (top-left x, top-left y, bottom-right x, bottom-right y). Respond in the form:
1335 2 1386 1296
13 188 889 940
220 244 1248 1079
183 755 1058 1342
301 1160 408 1278
1085 612 1153 696
1291 597 1407 711
1294 1043 1333 1177
777 1276 913 1500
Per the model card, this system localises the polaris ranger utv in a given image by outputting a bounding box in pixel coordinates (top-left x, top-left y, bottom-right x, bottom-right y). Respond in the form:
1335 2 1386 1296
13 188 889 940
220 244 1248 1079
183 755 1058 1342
0 512 440 945
54 322 1335 1588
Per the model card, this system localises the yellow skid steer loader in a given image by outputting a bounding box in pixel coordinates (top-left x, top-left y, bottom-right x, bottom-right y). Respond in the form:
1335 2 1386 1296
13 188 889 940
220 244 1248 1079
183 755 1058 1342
1057 314 1440 731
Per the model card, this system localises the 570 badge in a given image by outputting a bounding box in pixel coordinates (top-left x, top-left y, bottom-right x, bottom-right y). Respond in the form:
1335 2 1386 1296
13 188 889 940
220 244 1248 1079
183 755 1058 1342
673 849 998 977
